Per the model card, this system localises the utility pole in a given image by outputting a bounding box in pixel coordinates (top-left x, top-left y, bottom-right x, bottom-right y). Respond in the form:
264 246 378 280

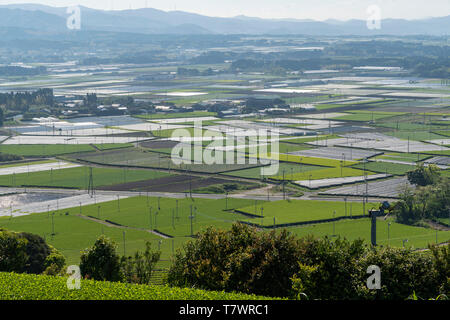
363 158 368 216
407 136 410 154
123 231 126 256
87 167 94 198
51 212 55 236
388 222 391 245
225 192 228 210
189 205 194 237
344 198 347 217
149 207 153 230
370 209 378 246
172 209 175 230
261 207 264 226
282 169 286 200
189 169 192 198
332 211 336 236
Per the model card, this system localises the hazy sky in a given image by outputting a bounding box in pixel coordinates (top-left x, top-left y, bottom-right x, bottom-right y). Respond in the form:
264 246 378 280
0 0 449 20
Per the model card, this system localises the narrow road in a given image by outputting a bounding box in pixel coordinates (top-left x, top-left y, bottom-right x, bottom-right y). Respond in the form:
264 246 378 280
0 186 393 203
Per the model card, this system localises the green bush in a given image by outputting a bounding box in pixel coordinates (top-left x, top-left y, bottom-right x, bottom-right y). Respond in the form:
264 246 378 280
19 232 51 274
429 244 450 294
167 224 448 300
120 242 161 285
43 245 66 276
292 236 367 300
407 164 441 186
0 229 66 275
168 223 302 298
392 176 449 224
80 235 122 282
291 239 449 300
353 247 440 300
0 230 28 272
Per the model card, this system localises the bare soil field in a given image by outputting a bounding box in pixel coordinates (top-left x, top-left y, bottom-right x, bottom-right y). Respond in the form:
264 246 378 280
139 140 179 149
101 174 249 192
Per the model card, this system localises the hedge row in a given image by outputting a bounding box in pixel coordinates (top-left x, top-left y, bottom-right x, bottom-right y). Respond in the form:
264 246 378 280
0 272 276 300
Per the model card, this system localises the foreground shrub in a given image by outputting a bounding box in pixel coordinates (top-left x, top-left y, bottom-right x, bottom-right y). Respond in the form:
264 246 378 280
168 223 448 300
80 235 161 284
168 223 302 298
0 230 28 272
120 242 161 285
292 242 449 300
352 246 440 300
0 229 65 275
43 245 66 276
429 244 450 294
80 235 122 282
292 236 367 300
19 232 51 274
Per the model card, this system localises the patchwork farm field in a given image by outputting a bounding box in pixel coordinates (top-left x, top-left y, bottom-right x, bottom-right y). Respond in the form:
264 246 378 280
352 161 416 175
334 111 405 122
374 152 431 163
285 219 450 249
272 166 372 181
385 130 448 141
100 174 252 193
0 144 96 156
223 162 324 180
236 199 374 226
0 67 448 291
0 196 260 264
135 111 217 120
0 209 164 265
72 148 261 174
246 152 372 181
2 195 447 267
255 153 359 167
0 166 171 189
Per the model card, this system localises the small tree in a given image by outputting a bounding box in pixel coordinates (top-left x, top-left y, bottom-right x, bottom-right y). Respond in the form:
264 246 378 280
429 244 450 295
407 164 441 187
353 246 440 300
19 232 51 274
0 230 28 272
291 236 367 300
168 223 303 298
80 235 122 282
121 242 161 285
43 245 66 276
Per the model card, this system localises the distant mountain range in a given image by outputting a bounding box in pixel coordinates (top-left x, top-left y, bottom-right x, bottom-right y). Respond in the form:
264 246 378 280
0 4 448 36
